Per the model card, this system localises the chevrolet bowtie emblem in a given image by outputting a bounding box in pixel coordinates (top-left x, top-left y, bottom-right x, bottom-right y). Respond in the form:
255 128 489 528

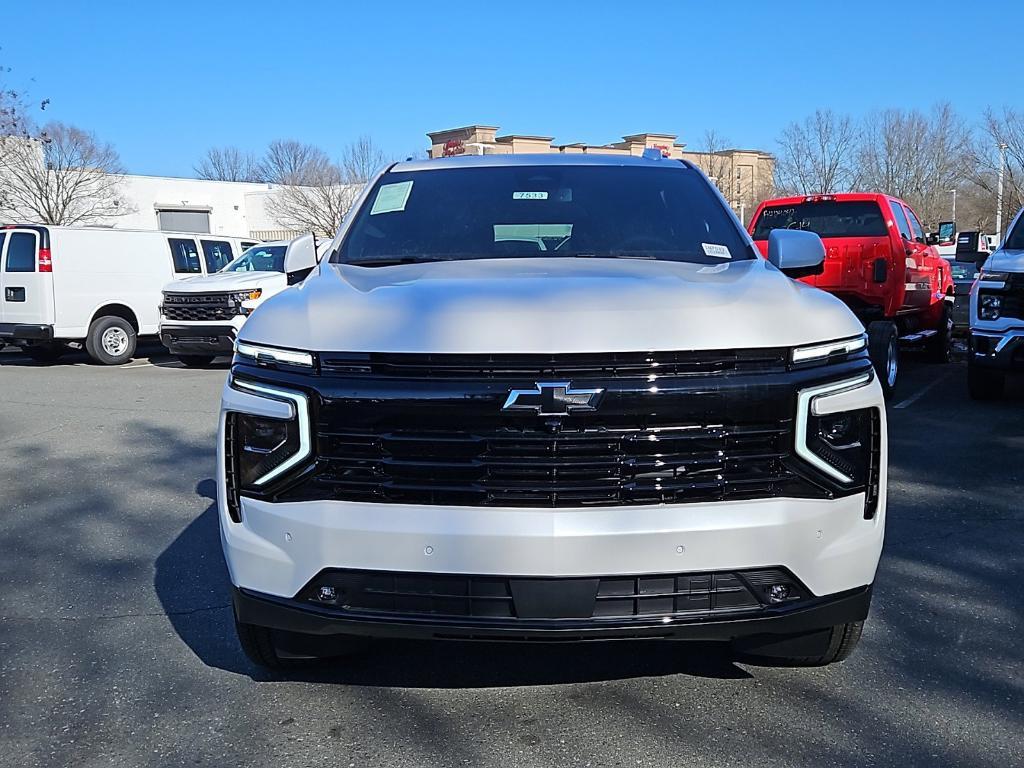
502 381 604 416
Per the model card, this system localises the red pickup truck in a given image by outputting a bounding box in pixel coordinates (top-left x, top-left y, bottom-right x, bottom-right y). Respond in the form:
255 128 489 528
749 193 955 396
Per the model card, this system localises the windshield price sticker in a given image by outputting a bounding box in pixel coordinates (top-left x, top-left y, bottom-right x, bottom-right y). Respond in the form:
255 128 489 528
512 191 549 200
702 243 732 259
370 180 414 215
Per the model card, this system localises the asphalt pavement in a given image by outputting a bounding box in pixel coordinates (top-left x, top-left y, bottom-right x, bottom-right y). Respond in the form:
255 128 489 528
0 343 1021 768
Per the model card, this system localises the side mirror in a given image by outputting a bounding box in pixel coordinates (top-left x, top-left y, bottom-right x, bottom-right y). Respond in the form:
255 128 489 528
283 232 318 277
767 229 825 279
925 233 939 246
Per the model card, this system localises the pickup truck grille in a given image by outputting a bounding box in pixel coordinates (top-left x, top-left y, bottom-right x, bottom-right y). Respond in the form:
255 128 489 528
285 418 806 508
162 293 237 322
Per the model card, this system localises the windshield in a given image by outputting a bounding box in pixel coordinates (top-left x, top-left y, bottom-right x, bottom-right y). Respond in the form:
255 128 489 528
752 200 888 240
334 165 753 266
222 244 287 273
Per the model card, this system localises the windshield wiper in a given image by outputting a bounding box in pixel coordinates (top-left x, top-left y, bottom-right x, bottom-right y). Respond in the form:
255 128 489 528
565 253 659 260
343 257 438 267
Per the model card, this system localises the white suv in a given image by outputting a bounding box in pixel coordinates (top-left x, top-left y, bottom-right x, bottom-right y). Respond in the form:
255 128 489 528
218 154 887 670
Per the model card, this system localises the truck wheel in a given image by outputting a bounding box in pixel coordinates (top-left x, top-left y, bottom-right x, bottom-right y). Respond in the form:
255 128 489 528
176 354 215 368
735 621 864 667
234 617 367 670
85 316 137 365
967 361 1005 400
867 321 899 398
23 343 65 363
924 303 954 363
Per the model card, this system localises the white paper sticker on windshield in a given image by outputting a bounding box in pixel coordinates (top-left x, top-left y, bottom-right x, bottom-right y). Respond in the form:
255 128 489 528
513 191 549 200
702 243 732 259
370 181 413 215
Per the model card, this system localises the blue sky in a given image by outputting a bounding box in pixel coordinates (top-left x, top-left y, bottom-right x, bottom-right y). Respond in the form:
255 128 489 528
2 0 1020 177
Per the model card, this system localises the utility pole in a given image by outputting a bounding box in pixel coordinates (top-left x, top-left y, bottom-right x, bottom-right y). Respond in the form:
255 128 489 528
948 189 957 223
996 143 1007 244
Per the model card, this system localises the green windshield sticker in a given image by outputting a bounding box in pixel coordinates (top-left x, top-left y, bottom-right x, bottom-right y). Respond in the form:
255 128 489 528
370 181 413 215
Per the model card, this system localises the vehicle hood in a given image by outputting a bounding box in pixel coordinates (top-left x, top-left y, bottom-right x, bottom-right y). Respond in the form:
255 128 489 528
162 271 283 293
239 257 864 353
984 248 1024 273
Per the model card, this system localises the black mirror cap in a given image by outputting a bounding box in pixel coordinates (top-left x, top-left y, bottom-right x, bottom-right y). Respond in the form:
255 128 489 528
926 233 939 246
782 261 825 280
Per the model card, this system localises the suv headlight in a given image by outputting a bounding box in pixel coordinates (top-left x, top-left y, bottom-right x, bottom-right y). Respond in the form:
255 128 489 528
227 379 311 490
234 341 313 367
230 289 263 303
978 270 1009 283
795 374 882 517
979 293 1002 320
791 334 867 365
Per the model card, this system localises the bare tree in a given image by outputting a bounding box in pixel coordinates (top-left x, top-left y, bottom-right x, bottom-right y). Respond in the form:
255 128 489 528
971 108 1024 232
263 140 353 235
774 109 860 194
340 135 388 184
194 146 265 183
264 137 387 236
1 58 47 138
691 129 734 196
858 104 972 228
0 121 132 225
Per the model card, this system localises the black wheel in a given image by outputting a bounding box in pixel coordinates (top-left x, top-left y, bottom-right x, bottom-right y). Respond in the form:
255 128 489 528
967 361 1005 400
234 617 368 671
176 354 215 367
867 321 899 398
735 621 864 667
23 343 65 363
85 316 137 365
924 302 954 363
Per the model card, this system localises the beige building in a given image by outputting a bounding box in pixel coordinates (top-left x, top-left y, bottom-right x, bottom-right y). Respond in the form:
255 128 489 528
427 125 775 224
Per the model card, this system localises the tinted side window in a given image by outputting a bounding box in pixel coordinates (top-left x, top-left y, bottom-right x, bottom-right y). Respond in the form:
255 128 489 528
889 201 911 240
168 238 201 273
201 240 234 273
5 232 37 272
905 207 925 242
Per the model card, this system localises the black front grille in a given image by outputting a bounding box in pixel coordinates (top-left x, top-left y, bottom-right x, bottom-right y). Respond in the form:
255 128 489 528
319 349 790 380
162 293 237 322
297 567 809 621
288 420 804 507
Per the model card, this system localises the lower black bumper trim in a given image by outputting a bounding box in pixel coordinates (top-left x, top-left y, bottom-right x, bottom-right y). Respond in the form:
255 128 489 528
232 584 872 642
0 323 54 341
160 324 237 354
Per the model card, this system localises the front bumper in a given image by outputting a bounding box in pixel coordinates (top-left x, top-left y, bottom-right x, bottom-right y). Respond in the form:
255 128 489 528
160 323 237 355
0 323 53 341
232 581 873 643
969 330 1024 370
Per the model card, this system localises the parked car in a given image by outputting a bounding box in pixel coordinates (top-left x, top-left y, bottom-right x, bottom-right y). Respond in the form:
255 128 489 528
968 207 1024 399
158 235 327 366
220 153 887 670
749 194 956 396
0 226 256 364
947 231 991 331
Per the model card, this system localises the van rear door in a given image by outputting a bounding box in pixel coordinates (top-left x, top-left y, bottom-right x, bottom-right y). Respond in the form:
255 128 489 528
0 227 55 331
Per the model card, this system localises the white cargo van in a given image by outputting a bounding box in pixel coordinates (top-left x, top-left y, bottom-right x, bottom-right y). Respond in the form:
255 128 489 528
0 225 256 364
158 234 326 366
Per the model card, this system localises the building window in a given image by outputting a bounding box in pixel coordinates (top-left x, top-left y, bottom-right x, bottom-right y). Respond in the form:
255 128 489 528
157 209 211 234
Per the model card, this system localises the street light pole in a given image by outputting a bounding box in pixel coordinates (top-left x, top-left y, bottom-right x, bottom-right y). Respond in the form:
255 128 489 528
948 189 957 223
995 142 1008 244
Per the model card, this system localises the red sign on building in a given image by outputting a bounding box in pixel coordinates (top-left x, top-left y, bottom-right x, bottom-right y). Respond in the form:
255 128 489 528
442 139 466 157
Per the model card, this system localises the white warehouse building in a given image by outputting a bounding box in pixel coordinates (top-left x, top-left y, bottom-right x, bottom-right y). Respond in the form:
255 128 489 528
98 175 302 241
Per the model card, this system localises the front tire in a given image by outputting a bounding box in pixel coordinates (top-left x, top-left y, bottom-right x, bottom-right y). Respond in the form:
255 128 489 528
735 621 864 667
85 316 137 365
867 321 899 398
967 361 1005 400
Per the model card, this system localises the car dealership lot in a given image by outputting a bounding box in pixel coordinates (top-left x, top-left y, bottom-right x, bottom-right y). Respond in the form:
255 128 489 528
0 345 1021 768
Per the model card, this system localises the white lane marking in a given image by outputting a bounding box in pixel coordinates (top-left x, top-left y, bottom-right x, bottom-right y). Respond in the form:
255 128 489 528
893 371 952 409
